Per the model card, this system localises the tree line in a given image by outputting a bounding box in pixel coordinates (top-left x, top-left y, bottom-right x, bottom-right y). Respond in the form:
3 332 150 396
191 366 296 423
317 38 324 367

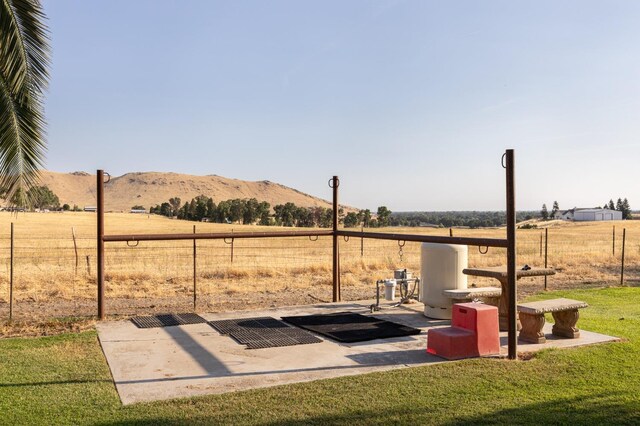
150 196 394 228
389 211 536 228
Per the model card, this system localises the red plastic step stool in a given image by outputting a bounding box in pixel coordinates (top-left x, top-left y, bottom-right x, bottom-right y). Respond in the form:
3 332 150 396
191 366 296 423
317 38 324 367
427 302 500 360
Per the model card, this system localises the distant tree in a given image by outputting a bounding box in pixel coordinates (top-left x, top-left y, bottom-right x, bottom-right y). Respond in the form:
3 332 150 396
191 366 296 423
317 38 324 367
616 198 624 213
131 205 145 210
344 212 359 227
551 201 559 218
27 186 59 210
622 198 632 219
62 204 70 211
169 197 181 217
608 199 616 210
376 206 392 227
541 204 549 220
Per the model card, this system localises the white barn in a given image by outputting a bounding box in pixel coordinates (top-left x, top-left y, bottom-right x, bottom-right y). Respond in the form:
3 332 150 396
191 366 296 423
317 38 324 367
573 208 622 221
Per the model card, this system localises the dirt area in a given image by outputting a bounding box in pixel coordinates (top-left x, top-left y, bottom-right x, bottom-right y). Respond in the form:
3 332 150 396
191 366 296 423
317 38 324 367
1 278 629 338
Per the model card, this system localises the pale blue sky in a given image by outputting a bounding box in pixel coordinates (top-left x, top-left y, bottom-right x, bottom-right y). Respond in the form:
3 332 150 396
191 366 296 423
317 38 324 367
42 1 640 211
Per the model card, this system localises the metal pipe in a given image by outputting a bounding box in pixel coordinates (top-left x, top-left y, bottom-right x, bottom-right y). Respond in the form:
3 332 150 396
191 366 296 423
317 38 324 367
97 170 105 320
103 229 334 242
193 225 197 311
621 228 626 286
544 228 548 290
332 176 340 302
337 230 508 248
505 149 517 360
613 225 615 256
9 222 14 322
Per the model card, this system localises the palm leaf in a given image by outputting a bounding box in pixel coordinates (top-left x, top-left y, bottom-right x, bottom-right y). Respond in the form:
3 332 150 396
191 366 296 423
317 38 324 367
0 0 50 205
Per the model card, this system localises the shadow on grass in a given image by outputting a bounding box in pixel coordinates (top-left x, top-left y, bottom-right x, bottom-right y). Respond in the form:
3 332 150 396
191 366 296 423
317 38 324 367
0 379 112 388
97 392 640 425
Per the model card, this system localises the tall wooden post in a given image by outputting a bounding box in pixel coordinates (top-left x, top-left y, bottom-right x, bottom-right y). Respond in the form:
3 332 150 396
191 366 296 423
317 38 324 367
97 170 105 320
332 176 340 302
505 150 517 360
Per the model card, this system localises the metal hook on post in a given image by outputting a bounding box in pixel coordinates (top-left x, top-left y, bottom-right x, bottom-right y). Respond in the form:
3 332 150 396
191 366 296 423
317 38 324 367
328 177 340 188
398 240 406 262
501 153 507 169
478 245 489 254
103 172 111 184
224 237 235 262
343 235 350 242
309 235 319 242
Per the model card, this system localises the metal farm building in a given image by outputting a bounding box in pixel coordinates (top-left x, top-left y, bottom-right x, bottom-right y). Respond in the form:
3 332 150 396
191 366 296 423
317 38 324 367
573 208 622 221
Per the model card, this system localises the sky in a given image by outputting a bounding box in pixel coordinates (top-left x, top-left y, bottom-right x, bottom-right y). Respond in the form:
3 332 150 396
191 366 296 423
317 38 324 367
41 0 640 211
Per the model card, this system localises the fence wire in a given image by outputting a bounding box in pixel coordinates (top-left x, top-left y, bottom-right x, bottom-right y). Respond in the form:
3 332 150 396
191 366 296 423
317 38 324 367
0 223 637 321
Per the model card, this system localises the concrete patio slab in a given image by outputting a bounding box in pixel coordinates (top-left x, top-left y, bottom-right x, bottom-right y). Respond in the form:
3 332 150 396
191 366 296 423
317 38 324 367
96 300 619 405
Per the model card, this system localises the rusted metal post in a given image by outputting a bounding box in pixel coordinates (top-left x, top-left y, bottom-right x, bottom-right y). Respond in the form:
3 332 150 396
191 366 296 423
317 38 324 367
193 225 197 311
449 228 453 237
621 228 626 286
97 170 105 320
72 227 79 275
544 228 548 290
505 149 517 360
360 225 364 257
539 232 543 257
613 225 616 256
9 222 14 321
332 176 340 302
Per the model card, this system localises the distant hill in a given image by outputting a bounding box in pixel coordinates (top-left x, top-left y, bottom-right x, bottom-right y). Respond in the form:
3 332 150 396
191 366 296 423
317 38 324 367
37 171 335 212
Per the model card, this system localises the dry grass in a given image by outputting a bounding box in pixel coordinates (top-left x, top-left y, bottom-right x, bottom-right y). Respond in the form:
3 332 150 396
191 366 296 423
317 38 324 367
0 212 638 318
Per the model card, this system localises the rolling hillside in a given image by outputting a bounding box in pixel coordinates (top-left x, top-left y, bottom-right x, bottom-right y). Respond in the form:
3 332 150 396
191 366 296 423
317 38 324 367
37 171 335 212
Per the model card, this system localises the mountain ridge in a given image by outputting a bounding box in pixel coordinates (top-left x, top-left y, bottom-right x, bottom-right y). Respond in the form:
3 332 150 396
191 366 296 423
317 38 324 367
37 170 335 212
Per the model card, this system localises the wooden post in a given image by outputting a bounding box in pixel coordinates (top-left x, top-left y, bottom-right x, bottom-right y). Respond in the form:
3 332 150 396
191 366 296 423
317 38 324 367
613 225 616 256
621 228 626 286
193 225 197 311
360 225 364 257
9 222 14 322
86 255 91 275
332 176 340 302
544 228 548 290
505 149 517 360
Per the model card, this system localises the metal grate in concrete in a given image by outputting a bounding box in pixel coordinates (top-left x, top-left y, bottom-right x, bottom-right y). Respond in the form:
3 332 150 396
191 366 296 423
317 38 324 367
131 313 207 329
208 316 322 349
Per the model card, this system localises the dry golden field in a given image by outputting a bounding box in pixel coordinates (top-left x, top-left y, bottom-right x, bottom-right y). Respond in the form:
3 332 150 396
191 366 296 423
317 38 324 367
0 211 638 321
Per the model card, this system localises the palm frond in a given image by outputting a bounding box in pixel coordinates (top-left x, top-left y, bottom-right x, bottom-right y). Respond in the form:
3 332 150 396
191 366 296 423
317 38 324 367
0 0 50 204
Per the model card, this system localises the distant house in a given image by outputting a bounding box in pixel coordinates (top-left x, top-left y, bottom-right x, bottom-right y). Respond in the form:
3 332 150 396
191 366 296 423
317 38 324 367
84 206 97 212
556 207 621 221
130 209 147 214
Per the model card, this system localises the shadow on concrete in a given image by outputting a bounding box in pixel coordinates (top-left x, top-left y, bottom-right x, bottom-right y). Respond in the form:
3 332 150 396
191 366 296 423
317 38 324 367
162 326 231 376
346 349 439 366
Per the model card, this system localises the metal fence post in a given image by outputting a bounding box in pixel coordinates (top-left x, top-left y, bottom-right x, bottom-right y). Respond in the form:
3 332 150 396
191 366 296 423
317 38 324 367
620 228 626 286
505 149 517 360
193 225 197 311
544 228 548 290
332 176 340 302
9 222 14 322
97 170 105 320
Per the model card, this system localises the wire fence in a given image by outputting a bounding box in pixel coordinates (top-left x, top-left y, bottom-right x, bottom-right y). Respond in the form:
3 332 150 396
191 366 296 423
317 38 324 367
1 223 638 321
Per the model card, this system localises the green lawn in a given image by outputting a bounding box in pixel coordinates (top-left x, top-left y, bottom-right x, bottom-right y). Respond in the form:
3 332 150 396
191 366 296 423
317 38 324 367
1 287 639 425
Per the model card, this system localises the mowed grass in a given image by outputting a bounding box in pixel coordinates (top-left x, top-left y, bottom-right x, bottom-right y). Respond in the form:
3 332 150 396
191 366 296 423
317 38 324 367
1 287 639 425
1 212 639 310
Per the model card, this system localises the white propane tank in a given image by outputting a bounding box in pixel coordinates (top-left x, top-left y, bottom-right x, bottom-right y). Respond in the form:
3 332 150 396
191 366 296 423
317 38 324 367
420 243 468 319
